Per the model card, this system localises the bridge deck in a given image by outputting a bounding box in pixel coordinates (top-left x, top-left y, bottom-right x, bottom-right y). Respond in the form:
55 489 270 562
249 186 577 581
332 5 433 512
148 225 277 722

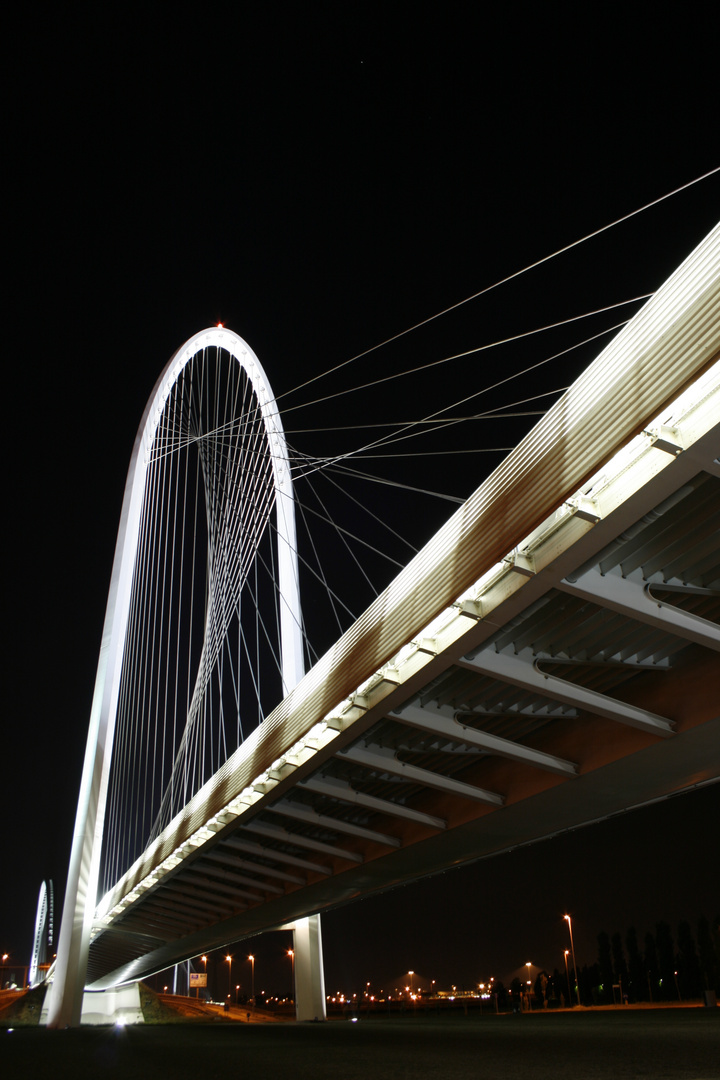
88 227 720 990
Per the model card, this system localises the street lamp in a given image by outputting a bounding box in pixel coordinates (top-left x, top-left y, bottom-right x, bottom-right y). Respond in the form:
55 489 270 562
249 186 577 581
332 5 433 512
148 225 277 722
564 915 580 1006
563 950 571 1007
248 954 255 1004
226 955 232 1000
288 949 295 1000
408 970 414 997
236 984 240 1005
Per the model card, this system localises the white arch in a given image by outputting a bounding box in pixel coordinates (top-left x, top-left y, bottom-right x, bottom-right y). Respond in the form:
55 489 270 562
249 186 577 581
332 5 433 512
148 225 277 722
29 879 53 988
47 329 303 1028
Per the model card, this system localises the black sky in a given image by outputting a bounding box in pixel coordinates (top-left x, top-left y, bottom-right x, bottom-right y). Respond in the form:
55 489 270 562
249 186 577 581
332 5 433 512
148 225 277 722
4 3 719 992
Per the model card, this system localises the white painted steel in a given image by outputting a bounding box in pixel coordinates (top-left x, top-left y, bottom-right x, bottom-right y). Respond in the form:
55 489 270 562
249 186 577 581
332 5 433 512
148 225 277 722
300 775 447 829
339 744 505 804
458 651 675 735
266 799 402 847
392 704 578 775
48 329 304 1028
558 569 720 651
289 915 326 1021
225 835 333 876
243 820 363 863
29 880 51 988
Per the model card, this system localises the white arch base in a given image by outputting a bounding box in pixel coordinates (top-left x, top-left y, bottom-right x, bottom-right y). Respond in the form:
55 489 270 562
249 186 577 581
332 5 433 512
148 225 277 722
282 914 327 1021
41 983 144 1026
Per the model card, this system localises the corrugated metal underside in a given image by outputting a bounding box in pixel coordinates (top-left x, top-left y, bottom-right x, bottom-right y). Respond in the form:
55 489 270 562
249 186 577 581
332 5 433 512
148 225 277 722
86 226 720 989
93 228 720 902
87 460 720 989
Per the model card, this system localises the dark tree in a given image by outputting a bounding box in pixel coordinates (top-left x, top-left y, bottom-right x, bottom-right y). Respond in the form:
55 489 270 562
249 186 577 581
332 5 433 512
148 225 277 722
494 981 508 1011
697 915 720 993
656 922 675 1001
597 932 614 1004
645 930 659 1001
534 970 549 1008
548 967 565 1007
677 920 702 999
611 932 628 999
579 963 599 1006
626 926 645 1002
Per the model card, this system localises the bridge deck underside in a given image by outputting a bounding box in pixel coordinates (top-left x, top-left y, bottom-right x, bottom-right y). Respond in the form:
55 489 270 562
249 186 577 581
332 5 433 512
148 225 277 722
87 443 720 989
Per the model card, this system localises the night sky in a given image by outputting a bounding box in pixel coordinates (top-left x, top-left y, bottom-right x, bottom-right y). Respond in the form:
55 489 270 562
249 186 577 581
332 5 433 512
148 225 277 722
4 5 719 995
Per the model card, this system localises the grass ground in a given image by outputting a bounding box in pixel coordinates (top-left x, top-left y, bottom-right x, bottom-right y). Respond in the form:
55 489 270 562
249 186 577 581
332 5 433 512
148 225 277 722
2 1008 718 1080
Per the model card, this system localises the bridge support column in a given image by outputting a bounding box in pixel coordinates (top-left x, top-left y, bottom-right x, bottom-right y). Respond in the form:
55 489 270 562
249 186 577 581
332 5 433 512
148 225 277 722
290 914 326 1021
42 983 144 1026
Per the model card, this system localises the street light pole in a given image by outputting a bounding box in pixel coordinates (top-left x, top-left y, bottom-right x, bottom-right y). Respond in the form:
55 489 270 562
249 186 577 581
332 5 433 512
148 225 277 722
226 955 232 1001
563 950 571 1007
288 949 295 1001
248 954 255 1005
564 915 580 1006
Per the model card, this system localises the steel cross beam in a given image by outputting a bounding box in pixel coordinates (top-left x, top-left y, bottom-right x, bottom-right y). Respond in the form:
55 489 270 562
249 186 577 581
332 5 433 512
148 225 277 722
457 650 675 736
299 775 447 830
195 853 305 885
338 744 505 805
198 853 285 894
558 569 720 651
241 821 364 863
223 835 333 876
265 800 401 848
184 865 289 895
389 703 578 776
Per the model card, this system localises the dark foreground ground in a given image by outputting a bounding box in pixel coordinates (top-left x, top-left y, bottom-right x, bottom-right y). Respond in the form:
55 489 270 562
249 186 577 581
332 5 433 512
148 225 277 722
3 1009 718 1080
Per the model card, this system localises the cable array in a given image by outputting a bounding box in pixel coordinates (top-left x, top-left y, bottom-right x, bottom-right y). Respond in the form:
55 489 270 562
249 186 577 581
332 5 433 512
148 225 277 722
99 301 660 894
101 348 288 892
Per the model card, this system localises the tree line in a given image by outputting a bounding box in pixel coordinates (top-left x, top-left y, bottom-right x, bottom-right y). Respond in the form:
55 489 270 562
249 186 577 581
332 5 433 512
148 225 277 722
506 914 719 1008
590 914 719 1004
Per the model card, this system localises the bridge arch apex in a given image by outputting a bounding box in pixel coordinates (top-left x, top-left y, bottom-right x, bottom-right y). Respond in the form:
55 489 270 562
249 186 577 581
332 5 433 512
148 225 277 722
137 326 303 692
